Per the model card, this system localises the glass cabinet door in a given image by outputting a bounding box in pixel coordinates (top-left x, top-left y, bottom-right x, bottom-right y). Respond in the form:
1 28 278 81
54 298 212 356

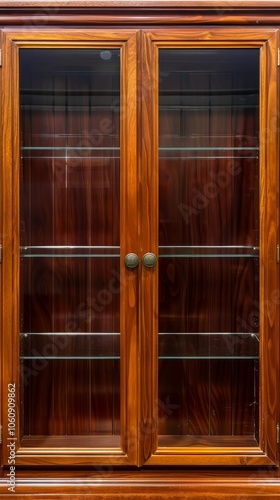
1 32 138 467
141 32 278 466
158 48 259 439
20 48 121 438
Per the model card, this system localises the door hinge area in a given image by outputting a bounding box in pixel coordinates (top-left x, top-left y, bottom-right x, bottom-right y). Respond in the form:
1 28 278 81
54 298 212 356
277 244 280 264
0 49 2 67
0 425 2 444
277 424 279 444
278 48 280 66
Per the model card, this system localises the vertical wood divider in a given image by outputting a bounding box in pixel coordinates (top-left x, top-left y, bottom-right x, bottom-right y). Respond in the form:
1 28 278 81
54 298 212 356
120 32 140 465
137 31 158 465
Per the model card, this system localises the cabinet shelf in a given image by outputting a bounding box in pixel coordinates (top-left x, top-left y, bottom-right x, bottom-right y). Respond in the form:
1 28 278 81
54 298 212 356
21 356 120 360
20 332 259 360
20 332 120 359
20 355 258 360
160 88 258 96
20 246 120 258
159 147 258 151
159 147 258 159
158 333 259 359
21 105 118 111
159 356 258 360
159 105 258 110
159 246 259 258
21 147 120 150
21 89 120 96
19 246 259 258
21 146 120 159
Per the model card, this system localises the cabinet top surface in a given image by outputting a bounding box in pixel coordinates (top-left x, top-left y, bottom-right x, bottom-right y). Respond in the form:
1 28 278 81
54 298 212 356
0 0 280 8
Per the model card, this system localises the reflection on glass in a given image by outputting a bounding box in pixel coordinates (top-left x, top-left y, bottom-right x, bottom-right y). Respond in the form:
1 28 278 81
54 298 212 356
158 50 259 441
20 49 120 438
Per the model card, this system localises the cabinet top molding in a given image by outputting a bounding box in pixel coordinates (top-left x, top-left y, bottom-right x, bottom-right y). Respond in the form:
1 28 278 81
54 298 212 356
1 0 280 26
0 0 280 7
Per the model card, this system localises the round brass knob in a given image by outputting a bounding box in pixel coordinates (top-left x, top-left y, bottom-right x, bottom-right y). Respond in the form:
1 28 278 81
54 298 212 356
124 253 139 269
142 252 157 268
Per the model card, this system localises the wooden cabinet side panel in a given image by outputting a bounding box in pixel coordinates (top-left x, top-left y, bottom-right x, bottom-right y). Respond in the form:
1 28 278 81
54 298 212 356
259 31 279 464
1 33 20 466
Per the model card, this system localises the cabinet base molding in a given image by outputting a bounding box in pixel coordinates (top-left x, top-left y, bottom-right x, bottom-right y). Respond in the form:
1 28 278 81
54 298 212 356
1 474 280 499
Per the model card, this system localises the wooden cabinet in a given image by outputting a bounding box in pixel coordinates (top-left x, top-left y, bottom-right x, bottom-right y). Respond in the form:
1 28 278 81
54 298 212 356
0 2 280 498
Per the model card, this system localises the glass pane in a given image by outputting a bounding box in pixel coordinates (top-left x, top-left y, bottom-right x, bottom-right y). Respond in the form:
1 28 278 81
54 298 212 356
20 49 120 440
158 50 259 442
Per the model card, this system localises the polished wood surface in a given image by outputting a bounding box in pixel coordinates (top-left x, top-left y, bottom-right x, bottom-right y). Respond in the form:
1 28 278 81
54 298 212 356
145 30 278 465
1 27 279 467
0 2 280 497
1 467 280 498
1 30 139 467
2 1 280 29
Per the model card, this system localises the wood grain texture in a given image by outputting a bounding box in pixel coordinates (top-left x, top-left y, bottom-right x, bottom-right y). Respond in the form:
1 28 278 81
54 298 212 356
1 470 280 498
148 30 278 467
1 32 21 465
137 30 158 465
258 29 279 465
0 0 280 6
0 8 279 491
2 1 280 31
119 31 139 464
1 30 139 467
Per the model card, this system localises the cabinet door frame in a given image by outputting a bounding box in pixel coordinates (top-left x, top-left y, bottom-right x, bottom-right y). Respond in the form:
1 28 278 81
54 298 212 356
1 26 279 470
140 27 280 467
0 28 141 467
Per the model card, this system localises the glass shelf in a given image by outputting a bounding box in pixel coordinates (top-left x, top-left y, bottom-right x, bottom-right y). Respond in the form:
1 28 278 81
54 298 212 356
158 147 258 159
20 106 119 112
21 156 120 160
159 105 258 110
21 356 120 360
158 332 259 359
160 88 258 95
21 146 120 160
20 89 120 96
159 147 258 151
159 246 259 258
20 332 259 360
20 246 120 258
21 147 120 150
20 332 120 359
159 356 258 360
